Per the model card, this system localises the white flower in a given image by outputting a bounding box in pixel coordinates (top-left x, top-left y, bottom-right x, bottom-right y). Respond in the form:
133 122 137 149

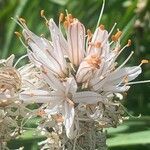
18 12 149 140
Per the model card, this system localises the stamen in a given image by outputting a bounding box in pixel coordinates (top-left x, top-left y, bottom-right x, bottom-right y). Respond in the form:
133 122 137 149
115 39 132 58
59 13 64 23
14 31 28 49
40 10 45 18
85 54 101 69
115 51 134 71
127 80 150 85
99 24 105 30
87 29 92 41
140 59 149 66
40 10 48 25
108 22 117 37
104 22 117 46
111 29 122 42
127 39 131 47
19 17 26 24
96 0 105 28
11 17 24 29
95 42 101 48
63 20 69 28
14 31 22 38
14 54 28 67
37 109 45 117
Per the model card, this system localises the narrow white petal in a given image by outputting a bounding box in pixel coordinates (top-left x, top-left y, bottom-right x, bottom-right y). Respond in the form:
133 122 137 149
65 77 77 95
76 61 93 83
48 19 68 55
6 54 15 67
87 27 108 55
42 69 65 92
20 90 51 103
102 85 130 92
105 66 142 84
67 19 85 66
63 101 75 139
73 91 102 104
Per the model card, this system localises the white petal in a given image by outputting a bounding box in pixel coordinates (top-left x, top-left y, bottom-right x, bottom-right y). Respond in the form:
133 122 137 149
42 68 65 92
102 85 130 92
67 19 85 66
63 101 75 139
45 105 61 115
23 29 67 76
105 66 142 84
76 61 93 83
64 77 77 95
48 19 68 55
73 91 102 104
6 54 15 67
87 27 108 55
48 21 67 73
20 90 51 103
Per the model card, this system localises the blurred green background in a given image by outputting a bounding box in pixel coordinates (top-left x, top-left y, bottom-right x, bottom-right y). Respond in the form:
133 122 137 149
0 0 150 149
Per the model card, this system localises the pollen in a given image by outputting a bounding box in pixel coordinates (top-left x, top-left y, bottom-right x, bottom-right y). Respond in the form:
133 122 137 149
111 30 122 42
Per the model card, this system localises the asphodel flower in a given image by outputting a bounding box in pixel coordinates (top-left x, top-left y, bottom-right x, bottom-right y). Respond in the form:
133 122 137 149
0 54 50 145
17 10 149 142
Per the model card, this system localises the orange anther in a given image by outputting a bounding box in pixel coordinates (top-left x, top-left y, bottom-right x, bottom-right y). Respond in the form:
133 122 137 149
85 54 101 69
95 42 101 48
99 24 105 30
59 13 64 23
141 59 149 64
37 109 45 117
87 29 92 40
19 17 26 24
68 14 73 19
127 39 131 47
40 10 45 17
14 31 22 37
63 20 69 28
111 30 122 42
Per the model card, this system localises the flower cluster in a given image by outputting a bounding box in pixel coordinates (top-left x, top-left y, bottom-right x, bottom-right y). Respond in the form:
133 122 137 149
0 55 41 148
0 8 149 150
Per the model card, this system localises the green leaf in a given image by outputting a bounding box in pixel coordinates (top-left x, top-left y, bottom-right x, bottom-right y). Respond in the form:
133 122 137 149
107 130 150 147
2 0 29 58
48 0 68 6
